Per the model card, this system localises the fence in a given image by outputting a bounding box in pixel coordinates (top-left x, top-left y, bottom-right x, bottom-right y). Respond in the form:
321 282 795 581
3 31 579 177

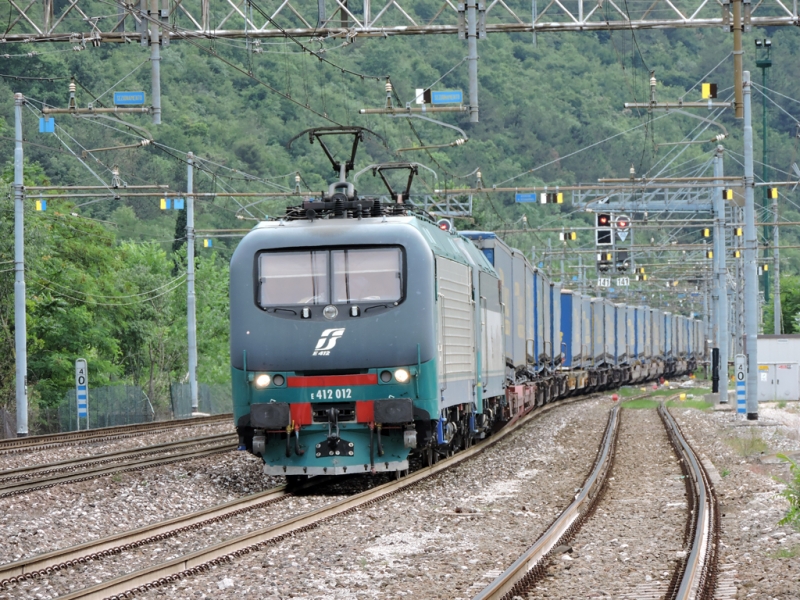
170 383 232 419
0 408 14 439
60 385 154 432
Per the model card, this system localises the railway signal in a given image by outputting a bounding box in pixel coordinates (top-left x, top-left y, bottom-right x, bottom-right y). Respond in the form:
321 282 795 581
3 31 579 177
597 251 612 272
615 214 630 241
437 218 453 232
596 213 613 246
559 231 577 241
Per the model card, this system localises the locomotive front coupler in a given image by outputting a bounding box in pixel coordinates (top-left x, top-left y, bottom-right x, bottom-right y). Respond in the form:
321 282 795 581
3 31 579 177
315 408 355 459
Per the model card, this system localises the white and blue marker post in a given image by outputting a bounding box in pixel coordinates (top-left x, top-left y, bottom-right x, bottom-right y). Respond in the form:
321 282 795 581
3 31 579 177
75 358 89 430
735 354 747 416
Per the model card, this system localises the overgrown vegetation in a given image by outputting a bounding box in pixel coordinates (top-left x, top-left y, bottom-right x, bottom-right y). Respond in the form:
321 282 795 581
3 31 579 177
726 428 769 458
778 454 800 530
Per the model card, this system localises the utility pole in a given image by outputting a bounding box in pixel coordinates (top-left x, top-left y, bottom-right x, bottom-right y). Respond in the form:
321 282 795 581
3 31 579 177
13 93 27 437
732 0 744 119
713 146 729 403
756 38 772 302
149 0 162 125
743 71 759 420
187 153 198 413
466 1 480 123
773 192 781 333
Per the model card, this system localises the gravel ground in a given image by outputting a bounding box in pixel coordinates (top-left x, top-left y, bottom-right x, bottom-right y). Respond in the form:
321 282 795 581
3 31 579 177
133 397 615 600
0 449 277 565
527 407 688 599
5 493 334 600
0 421 235 472
670 401 800 599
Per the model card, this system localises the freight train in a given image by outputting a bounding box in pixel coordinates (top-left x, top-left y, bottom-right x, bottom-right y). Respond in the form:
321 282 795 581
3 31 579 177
229 131 704 480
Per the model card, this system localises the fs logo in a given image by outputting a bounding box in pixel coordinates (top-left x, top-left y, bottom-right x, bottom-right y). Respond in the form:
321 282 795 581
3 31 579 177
312 328 345 356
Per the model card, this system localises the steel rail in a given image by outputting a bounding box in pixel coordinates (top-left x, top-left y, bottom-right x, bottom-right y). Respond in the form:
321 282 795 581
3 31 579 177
658 404 719 600
0 442 235 498
47 393 599 600
0 485 292 584
472 404 621 600
0 414 232 455
0 433 235 481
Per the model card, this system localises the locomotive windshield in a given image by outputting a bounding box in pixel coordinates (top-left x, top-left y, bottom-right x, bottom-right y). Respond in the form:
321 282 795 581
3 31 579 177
258 247 403 307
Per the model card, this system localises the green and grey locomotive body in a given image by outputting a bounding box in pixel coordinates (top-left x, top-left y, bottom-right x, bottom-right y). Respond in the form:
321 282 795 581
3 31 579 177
229 215 504 476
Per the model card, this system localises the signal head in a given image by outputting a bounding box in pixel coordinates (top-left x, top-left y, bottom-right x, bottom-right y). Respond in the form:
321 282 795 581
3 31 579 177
437 219 452 232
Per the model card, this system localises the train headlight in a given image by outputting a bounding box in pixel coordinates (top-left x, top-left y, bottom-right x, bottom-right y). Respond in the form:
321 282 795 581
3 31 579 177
323 305 338 320
394 368 410 383
254 374 271 388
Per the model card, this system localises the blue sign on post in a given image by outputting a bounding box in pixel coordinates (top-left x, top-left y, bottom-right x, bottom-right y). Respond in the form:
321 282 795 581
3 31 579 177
75 358 88 428
113 91 146 106
515 192 537 203
39 117 55 133
431 90 463 105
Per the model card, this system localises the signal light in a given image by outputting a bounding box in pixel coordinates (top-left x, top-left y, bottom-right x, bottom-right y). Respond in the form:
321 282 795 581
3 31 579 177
437 219 452 232
767 187 778 199
763 263 769 272
637 267 645 274
596 213 613 246
722 189 734 201
734 250 741 258
706 250 714 259
734 227 742 236
636 274 648 281
701 83 718 99
702 228 711 238
559 231 577 241
540 192 564 204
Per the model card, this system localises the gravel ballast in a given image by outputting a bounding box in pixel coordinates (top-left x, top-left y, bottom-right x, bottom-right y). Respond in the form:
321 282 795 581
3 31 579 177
0 422 235 472
527 407 688 599
670 401 800 599
133 397 615 600
0 450 277 565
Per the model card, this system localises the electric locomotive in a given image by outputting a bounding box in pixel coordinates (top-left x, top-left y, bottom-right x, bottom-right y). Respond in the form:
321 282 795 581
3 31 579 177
230 128 504 478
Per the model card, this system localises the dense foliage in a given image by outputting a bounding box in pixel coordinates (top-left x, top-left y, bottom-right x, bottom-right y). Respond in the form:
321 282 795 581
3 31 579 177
2 16 800 430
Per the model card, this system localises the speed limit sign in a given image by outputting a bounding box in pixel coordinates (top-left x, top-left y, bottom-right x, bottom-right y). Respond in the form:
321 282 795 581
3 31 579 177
735 354 746 415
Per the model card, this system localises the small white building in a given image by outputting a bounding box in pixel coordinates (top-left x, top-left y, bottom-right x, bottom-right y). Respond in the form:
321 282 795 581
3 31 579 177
756 334 800 402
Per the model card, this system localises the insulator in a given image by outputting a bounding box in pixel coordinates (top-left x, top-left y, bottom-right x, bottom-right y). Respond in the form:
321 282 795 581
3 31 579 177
454 138 466 146
334 197 344 217
385 81 393 94
69 82 76 93
371 199 384 217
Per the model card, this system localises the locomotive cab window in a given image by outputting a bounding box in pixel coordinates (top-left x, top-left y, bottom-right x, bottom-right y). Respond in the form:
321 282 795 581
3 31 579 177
258 251 329 306
332 248 402 303
258 247 404 308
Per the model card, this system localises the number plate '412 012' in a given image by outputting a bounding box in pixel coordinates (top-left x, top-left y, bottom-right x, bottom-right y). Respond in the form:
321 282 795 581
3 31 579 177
311 389 352 400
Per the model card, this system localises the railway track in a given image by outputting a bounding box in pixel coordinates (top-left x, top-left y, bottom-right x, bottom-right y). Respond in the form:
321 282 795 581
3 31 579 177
0 414 233 456
0 434 237 498
473 399 720 600
0 392 600 600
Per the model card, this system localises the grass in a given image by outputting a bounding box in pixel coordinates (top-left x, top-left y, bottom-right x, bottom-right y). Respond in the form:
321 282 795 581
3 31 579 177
720 468 731 478
772 546 800 559
778 454 800 531
667 399 713 411
778 401 787 409
726 428 769 458
620 399 660 409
